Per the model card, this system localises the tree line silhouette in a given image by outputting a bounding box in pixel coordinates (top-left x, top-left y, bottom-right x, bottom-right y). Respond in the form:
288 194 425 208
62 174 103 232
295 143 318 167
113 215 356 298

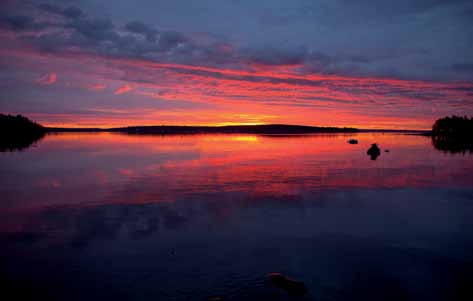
431 115 473 154
0 114 46 151
1 113 472 154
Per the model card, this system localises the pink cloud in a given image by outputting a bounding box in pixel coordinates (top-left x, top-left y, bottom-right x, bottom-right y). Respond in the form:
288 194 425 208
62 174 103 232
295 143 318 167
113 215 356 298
5 48 473 130
114 84 132 95
117 168 135 177
36 72 57 85
90 83 107 91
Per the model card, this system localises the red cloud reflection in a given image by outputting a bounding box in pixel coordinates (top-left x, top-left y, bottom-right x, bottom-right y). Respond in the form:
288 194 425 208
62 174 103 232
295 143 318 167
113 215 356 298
1 132 472 214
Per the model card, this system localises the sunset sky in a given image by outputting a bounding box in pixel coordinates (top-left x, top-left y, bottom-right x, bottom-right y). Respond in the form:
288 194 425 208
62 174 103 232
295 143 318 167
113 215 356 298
1 0 473 129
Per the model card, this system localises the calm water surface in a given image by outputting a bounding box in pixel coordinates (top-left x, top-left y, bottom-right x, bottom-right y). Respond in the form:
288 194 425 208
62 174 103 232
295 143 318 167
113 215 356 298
1 133 473 300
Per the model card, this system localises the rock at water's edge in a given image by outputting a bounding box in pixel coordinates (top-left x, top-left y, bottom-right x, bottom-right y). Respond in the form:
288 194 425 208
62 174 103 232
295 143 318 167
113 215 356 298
268 273 307 297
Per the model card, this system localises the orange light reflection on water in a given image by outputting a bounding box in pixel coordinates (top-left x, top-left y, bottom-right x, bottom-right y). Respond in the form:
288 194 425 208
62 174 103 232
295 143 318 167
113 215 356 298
0 132 470 212
1 132 473 233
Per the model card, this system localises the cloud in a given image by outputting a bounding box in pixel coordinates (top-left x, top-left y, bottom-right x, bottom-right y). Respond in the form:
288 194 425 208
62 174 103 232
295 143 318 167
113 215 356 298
157 30 187 50
63 6 83 19
451 63 473 72
89 84 107 91
242 46 308 66
3 0 471 81
114 85 132 95
0 15 35 31
66 17 117 42
36 73 57 85
37 3 64 15
14 9 195 65
336 0 472 17
125 21 158 42
38 4 83 19
1 0 473 130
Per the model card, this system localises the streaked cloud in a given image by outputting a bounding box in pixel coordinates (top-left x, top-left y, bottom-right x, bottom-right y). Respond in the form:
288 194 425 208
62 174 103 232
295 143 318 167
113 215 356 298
114 85 132 95
90 84 106 91
36 72 57 85
0 0 472 129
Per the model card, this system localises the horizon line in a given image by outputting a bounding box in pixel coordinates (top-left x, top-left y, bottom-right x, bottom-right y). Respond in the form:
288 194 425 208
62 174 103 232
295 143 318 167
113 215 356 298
44 123 430 133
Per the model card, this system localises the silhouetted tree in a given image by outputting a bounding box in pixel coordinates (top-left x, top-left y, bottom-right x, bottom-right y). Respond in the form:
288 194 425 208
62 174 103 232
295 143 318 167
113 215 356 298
0 114 46 151
431 115 473 154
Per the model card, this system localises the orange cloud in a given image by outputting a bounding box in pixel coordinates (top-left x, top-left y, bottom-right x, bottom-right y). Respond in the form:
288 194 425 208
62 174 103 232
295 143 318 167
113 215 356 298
5 49 472 130
114 84 132 95
36 72 57 85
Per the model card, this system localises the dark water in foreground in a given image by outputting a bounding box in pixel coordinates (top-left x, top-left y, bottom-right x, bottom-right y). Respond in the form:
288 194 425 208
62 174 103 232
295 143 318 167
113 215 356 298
1 133 473 300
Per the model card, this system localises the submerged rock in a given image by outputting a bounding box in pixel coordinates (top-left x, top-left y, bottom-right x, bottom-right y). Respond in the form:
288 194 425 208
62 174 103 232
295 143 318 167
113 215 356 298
348 139 358 144
385 149 390 152
268 273 307 297
367 143 381 160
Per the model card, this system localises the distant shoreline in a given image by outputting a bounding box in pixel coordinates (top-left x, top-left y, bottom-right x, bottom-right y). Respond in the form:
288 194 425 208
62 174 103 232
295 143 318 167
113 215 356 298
45 124 429 135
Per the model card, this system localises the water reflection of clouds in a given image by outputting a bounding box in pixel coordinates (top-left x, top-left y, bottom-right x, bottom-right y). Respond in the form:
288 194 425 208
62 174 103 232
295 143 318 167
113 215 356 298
1 133 473 300
2 203 188 248
1 133 473 213
2 187 473 254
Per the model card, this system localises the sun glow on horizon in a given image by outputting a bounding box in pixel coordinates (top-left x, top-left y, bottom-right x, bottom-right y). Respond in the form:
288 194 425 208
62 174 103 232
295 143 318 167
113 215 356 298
37 120 432 131
6 51 471 131
1 0 473 132
3 47 471 131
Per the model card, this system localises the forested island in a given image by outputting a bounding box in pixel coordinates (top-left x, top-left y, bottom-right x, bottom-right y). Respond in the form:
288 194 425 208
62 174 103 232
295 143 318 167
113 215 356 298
2 113 472 153
430 116 473 153
0 114 359 151
0 114 46 151
47 124 359 134
108 124 359 135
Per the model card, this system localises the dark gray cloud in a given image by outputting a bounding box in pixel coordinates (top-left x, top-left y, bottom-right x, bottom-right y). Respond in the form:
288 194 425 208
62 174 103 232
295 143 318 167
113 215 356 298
0 14 35 30
158 30 187 51
241 46 308 66
63 6 83 19
1 0 473 81
125 21 157 42
451 63 473 72
66 17 116 41
335 0 472 17
37 3 64 15
38 3 83 19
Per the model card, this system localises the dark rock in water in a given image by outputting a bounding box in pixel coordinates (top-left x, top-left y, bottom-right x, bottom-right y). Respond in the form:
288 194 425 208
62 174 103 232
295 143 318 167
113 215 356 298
348 139 358 144
367 143 381 160
385 149 390 152
268 273 307 297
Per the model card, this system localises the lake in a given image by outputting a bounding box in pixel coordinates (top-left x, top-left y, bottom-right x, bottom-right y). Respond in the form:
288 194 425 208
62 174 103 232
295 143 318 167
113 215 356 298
1 132 473 300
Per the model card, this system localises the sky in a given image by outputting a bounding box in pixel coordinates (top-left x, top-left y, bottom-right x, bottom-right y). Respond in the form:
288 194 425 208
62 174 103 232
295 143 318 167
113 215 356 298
1 0 473 129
